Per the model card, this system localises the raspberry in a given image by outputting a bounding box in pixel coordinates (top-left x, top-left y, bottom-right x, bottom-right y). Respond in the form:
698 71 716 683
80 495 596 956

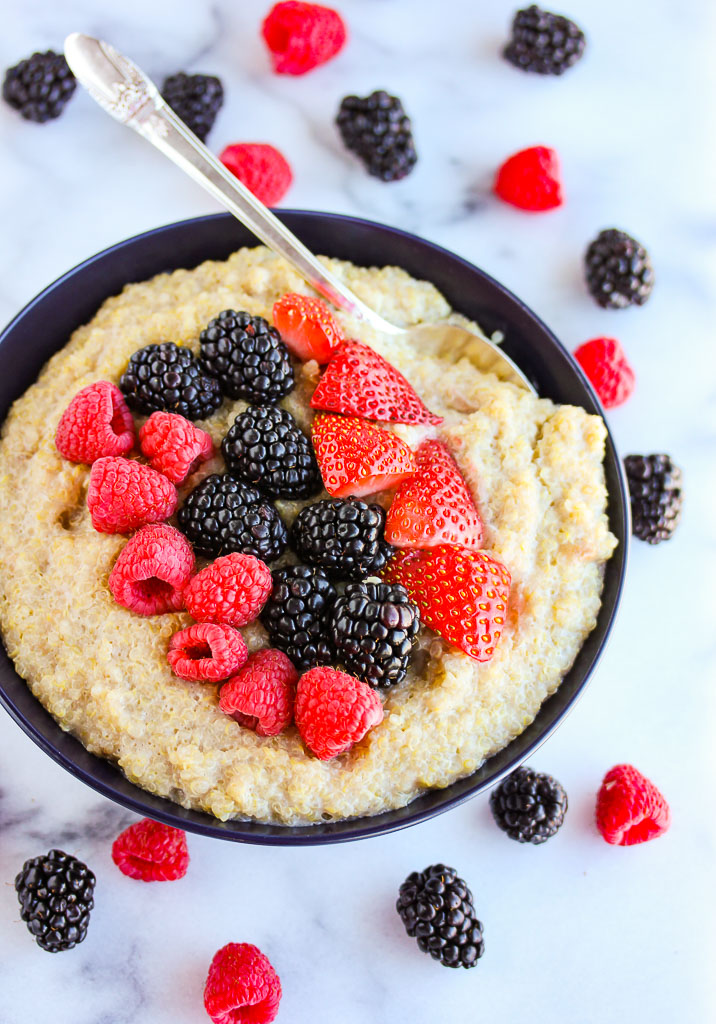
219 649 298 737
262 1 347 76
574 336 635 409
139 411 213 484
111 818 189 881
596 764 671 846
219 144 293 206
55 381 134 464
494 145 563 211
294 666 383 760
109 524 195 616
183 552 272 628
87 457 177 533
204 942 282 1024
168 622 248 682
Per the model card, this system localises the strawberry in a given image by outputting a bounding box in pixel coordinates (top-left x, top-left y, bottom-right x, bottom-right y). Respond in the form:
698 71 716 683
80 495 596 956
385 439 483 550
381 546 511 662
312 413 416 498
310 340 442 425
272 293 345 363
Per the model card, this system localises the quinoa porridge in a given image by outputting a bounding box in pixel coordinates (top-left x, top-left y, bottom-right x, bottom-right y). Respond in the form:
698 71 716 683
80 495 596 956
0 247 617 824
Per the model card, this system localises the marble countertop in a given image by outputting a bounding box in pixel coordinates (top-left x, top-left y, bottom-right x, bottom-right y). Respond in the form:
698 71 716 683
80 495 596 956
1 1 713 1021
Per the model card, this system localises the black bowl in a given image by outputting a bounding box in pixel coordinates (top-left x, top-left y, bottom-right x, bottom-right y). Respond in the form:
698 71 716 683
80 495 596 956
0 212 629 844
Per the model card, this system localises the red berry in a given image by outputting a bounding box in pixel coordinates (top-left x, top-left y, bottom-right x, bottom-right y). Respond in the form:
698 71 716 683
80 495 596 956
139 411 213 484
262 1 347 76
311 339 442 424
574 337 635 409
312 413 416 498
168 622 248 682
183 552 272 628
294 666 383 760
109 523 195 616
87 456 177 534
385 439 483 550
111 818 189 882
494 145 563 211
219 143 292 206
204 942 282 1024
219 649 298 737
382 546 511 662
272 292 344 364
596 764 671 846
55 381 134 464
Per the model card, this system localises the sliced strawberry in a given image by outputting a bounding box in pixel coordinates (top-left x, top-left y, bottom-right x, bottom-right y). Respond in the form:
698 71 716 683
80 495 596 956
310 340 442 425
385 439 483 550
272 293 345 364
381 545 511 662
312 413 416 498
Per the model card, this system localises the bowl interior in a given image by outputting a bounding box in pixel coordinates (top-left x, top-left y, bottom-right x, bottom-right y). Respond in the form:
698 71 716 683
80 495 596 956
0 212 629 844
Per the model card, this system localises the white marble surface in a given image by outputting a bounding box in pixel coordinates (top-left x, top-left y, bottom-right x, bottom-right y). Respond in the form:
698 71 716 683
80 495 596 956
1 1 714 1021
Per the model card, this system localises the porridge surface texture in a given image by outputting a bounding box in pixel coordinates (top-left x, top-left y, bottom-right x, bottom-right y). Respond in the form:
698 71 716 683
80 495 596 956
0 247 617 824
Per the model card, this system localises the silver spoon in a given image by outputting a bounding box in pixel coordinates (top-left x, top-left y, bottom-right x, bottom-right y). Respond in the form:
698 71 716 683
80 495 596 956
64 33 534 393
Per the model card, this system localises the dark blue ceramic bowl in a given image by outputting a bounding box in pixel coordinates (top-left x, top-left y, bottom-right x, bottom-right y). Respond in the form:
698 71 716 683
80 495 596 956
0 212 629 844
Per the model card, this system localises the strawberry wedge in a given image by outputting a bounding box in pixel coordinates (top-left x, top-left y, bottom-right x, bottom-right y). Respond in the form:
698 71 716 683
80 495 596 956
312 413 416 498
272 293 345 364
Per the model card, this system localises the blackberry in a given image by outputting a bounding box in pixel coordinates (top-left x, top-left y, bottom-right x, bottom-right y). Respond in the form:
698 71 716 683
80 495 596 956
336 91 417 182
330 581 419 687
199 310 294 403
15 849 95 952
624 454 683 544
584 229 654 309
161 72 223 142
260 564 337 669
489 766 568 844
120 342 222 420
396 864 484 969
178 473 288 561
503 5 586 76
291 498 393 580
222 405 321 500
2 50 76 123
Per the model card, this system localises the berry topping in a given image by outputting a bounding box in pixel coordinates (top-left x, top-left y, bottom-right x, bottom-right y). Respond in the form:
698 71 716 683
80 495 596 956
139 411 213 484
584 228 654 309
294 666 383 760
55 381 135 464
109 523 195 616
111 818 189 881
311 340 441 424
262 1 347 76
178 474 288 561
382 546 511 662
3 50 76 122
385 439 483 550
87 457 177 534
494 145 563 211
596 764 671 846
168 622 248 682
503 5 586 75
336 90 417 182
312 413 416 498
574 336 635 409
260 564 337 669
291 497 393 580
221 405 321 500
219 649 298 736
330 580 420 687
183 552 272 628
15 849 95 952
119 342 222 421
204 942 282 1024
396 864 485 969
219 143 293 206
199 309 294 403
624 453 683 545
489 766 568 844
161 72 223 142
272 292 345 363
